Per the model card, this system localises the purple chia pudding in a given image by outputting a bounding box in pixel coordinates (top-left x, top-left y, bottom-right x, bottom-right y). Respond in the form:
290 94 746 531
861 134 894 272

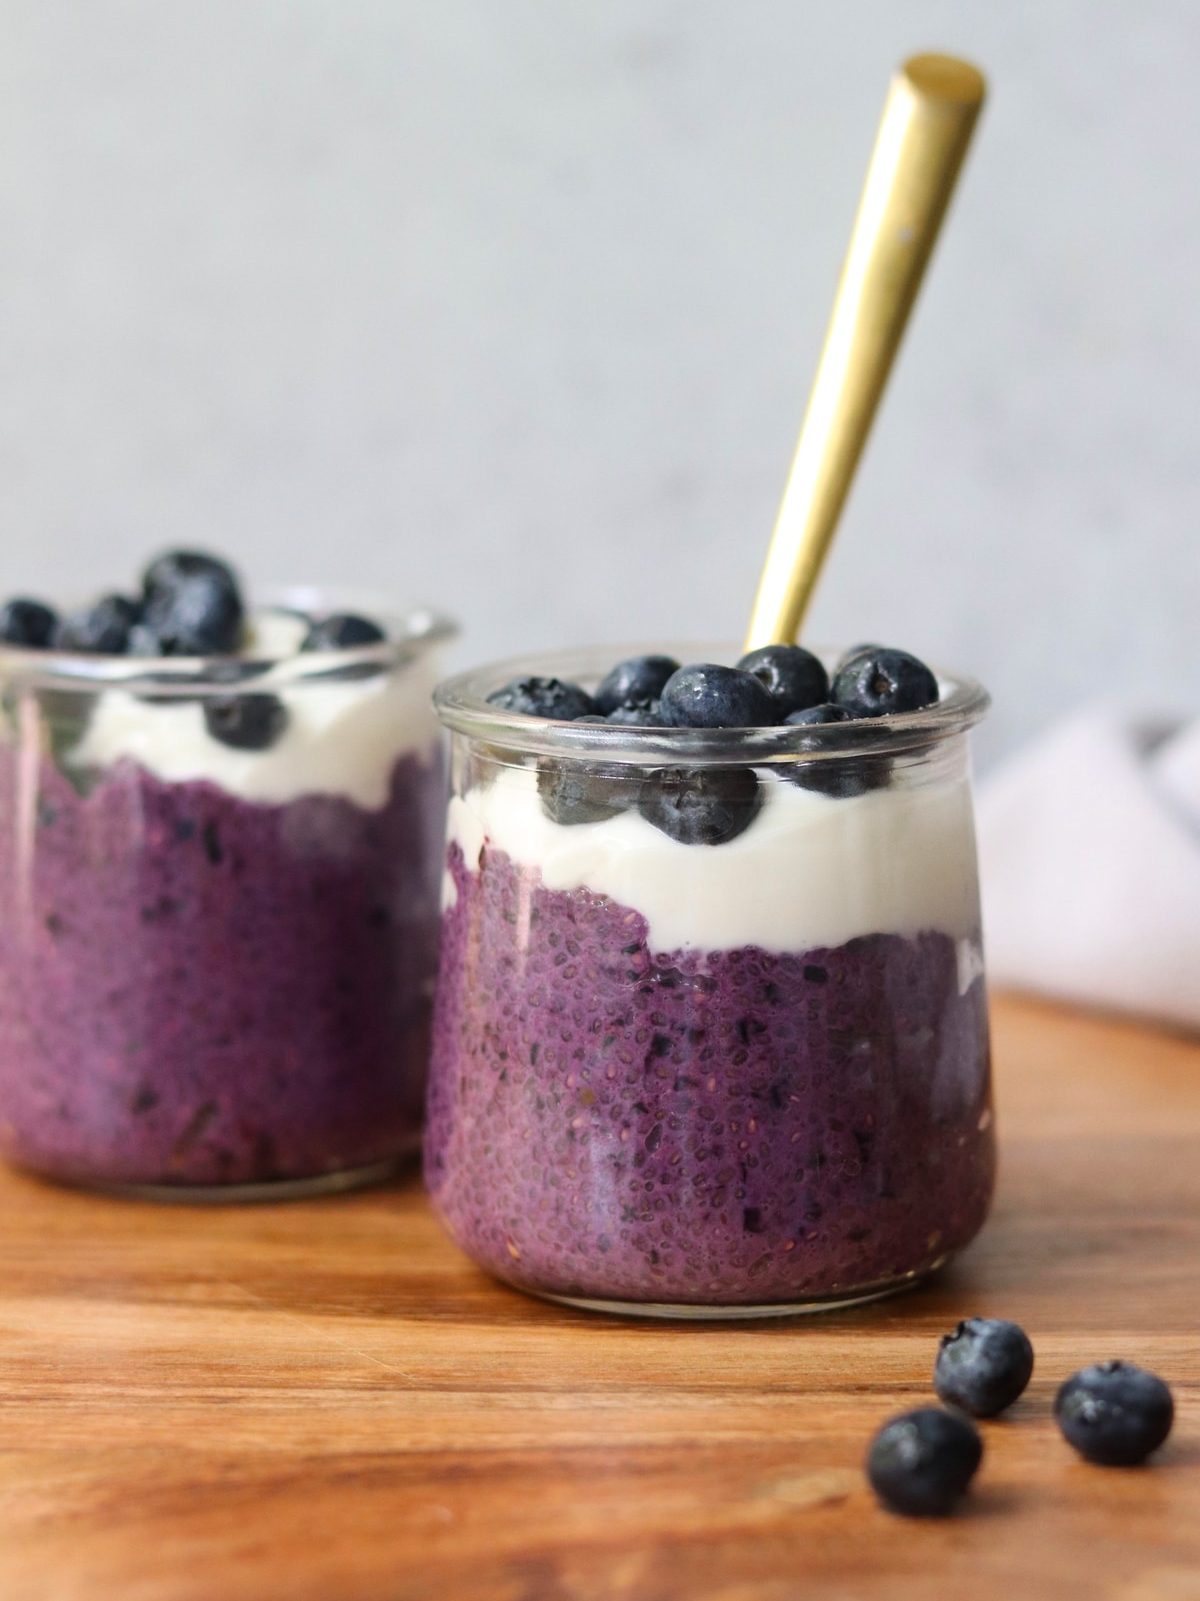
424 644 994 1313
427 842 993 1309
0 561 452 1196
0 748 444 1191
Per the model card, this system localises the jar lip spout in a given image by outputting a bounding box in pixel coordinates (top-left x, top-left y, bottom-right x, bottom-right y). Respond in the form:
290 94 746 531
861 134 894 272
435 643 989 766
0 591 456 698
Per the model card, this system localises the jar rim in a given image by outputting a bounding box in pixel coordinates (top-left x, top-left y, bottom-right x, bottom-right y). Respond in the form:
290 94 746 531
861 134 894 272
434 643 989 765
0 589 457 697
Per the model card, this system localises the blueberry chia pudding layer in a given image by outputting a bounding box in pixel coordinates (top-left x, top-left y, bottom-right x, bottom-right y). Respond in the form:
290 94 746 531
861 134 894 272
428 844 992 1306
0 552 452 1193
425 644 994 1311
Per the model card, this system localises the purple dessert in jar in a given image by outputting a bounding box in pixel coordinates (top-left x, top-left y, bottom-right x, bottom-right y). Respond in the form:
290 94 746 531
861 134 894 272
0 553 454 1197
425 644 995 1315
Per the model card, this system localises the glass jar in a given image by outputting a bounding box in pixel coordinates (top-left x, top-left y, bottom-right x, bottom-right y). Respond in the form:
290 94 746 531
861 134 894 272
425 645 994 1316
0 597 454 1198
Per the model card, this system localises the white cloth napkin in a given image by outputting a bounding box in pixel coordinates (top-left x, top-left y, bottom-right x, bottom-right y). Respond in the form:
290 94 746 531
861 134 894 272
976 709 1200 1033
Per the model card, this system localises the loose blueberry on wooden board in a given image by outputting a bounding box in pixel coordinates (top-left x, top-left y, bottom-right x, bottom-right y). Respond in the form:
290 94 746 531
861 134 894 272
934 1318 1035 1417
866 1407 983 1517
1055 1362 1174 1466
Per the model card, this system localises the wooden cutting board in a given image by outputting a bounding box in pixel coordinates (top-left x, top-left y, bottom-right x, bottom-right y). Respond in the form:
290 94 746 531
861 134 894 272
0 994 1196 1601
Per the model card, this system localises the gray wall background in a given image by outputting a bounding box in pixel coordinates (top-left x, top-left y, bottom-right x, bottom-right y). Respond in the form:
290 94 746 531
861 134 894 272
2 1 1197 762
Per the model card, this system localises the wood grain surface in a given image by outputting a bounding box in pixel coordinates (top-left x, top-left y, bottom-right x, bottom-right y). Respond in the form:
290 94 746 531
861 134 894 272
0 994 1197 1601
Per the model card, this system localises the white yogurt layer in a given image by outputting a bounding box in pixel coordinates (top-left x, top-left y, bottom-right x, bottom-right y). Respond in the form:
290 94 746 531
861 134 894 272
69 648 440 809
243 609 311 657
445 764 981 957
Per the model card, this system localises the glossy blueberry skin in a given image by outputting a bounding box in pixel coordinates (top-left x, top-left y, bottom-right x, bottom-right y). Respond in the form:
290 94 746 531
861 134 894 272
302 613 386 650
866 1407 983 1517
138 551 245 654
487 676 595 720
784 702 853 728
142 549 240 602
593 654 679 715
1055 1362 1174 1466
832 648 939 719
0 598 58 648
783 702 889 800
605 698 666 726
202 693 289 751
737 644 829 719
537 760 640 825
934 1318 1035 1417
659 664 777 729
636 766 760 845
54 594 141 654
835 642 883 674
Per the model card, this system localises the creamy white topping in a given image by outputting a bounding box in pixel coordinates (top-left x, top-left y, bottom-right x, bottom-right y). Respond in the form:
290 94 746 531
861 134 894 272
69 638 440 808
445 764 981 957
244 608 311 657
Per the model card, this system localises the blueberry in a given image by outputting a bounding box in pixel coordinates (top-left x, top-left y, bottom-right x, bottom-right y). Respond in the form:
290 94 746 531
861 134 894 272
142 549 240 602
538 759 639 825
866 1407 983 1517
606 698 666 726
1055 1362 1174 1466
784 702 853 727
302 613 386 650
784 703 889 800
934 1318 1034 1417
794 758 888 800
637 766 761 845
54 594 141 654
0 598 58 648
203 693 289 751
128 621 186 659
835 642 882 673
140 594 236 655
141 584 243 656
832 647 938 718
659 664 776 729
140 549 244 655
594 654 680 715
487 676 595 720
737 644 829 718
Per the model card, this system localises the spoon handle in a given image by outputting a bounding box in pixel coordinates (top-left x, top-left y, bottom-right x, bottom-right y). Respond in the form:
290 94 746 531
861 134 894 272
744 54 986 653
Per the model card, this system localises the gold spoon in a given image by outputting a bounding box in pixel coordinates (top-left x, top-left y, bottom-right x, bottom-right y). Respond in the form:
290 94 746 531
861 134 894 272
743 53 986 653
